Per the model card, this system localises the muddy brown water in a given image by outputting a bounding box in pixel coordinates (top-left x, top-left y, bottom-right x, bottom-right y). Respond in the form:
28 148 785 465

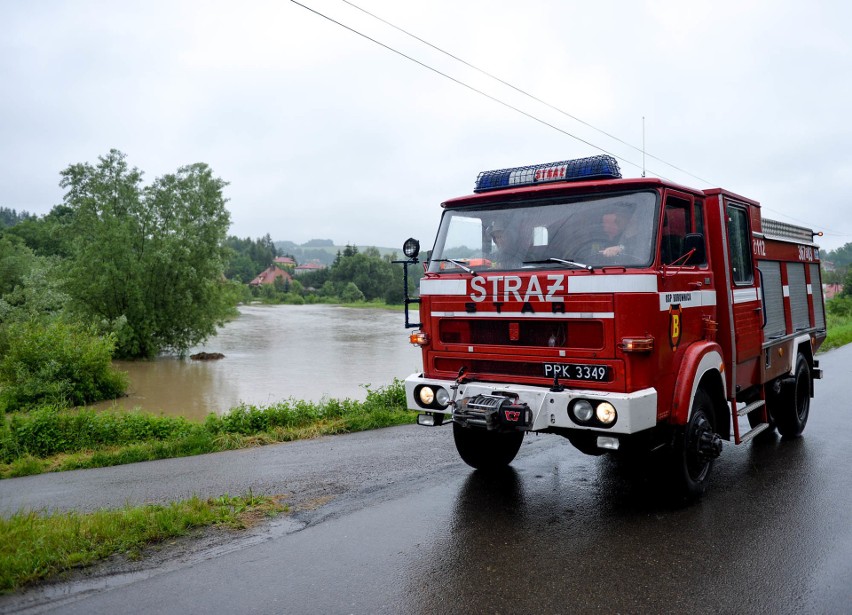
92 304 422 421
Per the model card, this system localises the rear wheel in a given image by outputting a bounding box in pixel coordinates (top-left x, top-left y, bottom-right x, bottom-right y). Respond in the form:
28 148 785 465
775 354 811 438
453 423 524 471
671 388 721 498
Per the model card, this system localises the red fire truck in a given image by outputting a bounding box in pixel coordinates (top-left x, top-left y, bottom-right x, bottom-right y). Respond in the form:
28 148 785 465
398 154 825 496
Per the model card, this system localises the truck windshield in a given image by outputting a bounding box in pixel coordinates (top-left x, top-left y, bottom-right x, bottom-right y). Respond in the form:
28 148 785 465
428 191 659 273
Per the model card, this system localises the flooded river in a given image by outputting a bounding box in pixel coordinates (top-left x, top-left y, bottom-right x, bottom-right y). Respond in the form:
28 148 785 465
94 305 422 421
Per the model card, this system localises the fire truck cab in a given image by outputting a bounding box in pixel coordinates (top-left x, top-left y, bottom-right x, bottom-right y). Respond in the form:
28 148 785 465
399 155 825 497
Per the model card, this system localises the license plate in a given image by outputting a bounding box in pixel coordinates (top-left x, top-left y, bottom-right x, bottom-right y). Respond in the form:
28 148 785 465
543 363 610 381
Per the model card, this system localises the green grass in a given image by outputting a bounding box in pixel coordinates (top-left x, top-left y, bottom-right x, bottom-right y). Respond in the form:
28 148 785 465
0 380 415 479
820 309 852 352
0 491 285 593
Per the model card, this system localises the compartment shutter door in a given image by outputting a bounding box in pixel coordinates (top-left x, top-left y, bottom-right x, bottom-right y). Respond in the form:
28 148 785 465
759 260 785 338
787 263 809 331
809 263 825 329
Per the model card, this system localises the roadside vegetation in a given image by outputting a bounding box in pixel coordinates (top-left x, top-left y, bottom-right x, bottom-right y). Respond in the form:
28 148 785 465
821 295 852 351
0 491 285 593
0 380 413 479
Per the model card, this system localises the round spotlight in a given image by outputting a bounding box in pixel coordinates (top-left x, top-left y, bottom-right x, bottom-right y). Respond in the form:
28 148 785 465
435 387 450 407
596 402 617 425
403 238 420 259
418 386 435 406
572 400 594 422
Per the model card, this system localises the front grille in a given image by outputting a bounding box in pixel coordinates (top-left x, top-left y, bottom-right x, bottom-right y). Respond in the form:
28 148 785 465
439 319 603 349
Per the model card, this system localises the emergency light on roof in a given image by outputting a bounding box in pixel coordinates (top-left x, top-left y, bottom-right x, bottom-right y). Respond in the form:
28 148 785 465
474 154 622 192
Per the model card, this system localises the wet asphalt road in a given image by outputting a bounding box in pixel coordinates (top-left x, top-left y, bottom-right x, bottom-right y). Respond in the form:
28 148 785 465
2 346 852 614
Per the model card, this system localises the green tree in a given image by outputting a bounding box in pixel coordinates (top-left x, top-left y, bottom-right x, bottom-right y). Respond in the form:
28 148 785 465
224 234 278 282
60 150 232 358
330 248 395 302
4 205 75 258
0 235 34 298
340 282 365 303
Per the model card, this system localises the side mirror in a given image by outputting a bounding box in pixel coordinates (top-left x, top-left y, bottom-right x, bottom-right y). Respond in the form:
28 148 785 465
683 233 706 265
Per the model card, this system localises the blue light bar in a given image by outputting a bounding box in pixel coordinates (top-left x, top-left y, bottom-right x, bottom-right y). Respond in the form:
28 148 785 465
474 155 622 192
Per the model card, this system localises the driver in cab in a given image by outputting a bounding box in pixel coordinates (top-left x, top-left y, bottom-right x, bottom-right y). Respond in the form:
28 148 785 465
488 219 526 269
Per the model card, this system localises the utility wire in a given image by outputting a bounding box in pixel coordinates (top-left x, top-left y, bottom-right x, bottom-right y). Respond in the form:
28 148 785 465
339 0 713 186
292 0 832 235
289 0 670 180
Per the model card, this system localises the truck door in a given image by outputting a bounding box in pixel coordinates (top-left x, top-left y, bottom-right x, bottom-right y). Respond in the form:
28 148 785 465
725 202 762 388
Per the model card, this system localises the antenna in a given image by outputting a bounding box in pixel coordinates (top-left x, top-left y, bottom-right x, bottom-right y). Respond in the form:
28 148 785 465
642 116 646 178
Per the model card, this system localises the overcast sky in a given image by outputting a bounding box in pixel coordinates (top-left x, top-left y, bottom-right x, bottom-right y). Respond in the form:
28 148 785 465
2 0 851 251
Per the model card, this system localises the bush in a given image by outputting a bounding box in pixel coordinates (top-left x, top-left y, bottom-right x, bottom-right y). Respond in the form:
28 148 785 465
0 320 128 411
340 282 365 303
0 405 195 461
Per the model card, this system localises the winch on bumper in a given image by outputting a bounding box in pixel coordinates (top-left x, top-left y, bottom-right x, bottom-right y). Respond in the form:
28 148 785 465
405 373 657 436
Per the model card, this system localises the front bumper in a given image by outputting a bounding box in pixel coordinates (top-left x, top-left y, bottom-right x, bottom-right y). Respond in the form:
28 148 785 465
405 373 657 435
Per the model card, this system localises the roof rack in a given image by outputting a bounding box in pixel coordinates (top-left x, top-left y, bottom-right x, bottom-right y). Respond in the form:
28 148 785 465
761 218 816 244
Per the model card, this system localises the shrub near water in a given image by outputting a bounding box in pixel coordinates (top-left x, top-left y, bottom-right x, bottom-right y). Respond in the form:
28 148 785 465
0 319 128 411
0 380 414 477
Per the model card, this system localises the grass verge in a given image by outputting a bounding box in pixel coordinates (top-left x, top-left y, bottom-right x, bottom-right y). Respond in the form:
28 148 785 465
0 491 286 593
820 319 852 352
0 380 415 479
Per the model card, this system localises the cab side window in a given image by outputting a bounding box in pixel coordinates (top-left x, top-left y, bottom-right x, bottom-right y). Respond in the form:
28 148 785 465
727 205 753 285
660 196 706 265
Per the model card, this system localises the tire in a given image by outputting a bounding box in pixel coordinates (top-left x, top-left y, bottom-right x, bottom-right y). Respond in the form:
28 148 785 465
671 388 719 498
453 422 524 471
774 354 811 438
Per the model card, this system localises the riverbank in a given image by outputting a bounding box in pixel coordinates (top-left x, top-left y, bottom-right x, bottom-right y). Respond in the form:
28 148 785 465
0 381 414 479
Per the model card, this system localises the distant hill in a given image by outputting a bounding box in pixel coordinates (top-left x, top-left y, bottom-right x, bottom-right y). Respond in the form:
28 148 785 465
274 240 400 266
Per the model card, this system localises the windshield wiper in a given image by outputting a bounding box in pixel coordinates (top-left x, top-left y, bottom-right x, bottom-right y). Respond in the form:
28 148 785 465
431 258 476 275
523 257 593 271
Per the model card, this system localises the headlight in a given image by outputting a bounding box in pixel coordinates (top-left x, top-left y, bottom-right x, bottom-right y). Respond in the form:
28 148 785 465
572 400 594 422
596 402 617 424
435 387 450 407
418 386 435 405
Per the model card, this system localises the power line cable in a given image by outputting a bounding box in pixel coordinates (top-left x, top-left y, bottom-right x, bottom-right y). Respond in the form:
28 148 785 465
289 0 670 180
338 0 713 186
292 1 832 235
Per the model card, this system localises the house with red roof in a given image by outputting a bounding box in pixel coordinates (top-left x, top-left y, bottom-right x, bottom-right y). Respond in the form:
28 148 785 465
294 262 327 276
250 265 293 287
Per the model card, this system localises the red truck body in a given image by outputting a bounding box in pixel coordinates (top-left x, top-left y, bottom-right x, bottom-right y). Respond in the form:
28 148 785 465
400 155 824 496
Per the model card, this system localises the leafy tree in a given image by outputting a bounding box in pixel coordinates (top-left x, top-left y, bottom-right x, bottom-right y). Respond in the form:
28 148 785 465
0 235 34 298
0 207 34 228
329 248 391 301
340 282 365 303
4 205 75 258
224 234 278 282
60 150 232 358
824 243 852 269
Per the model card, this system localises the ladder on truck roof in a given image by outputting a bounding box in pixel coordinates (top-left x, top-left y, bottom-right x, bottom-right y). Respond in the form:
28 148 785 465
761 218 818 245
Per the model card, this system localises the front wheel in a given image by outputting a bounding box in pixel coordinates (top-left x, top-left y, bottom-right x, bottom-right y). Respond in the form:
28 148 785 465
453 423 524 471
774 354 811 438
671 388 721 498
